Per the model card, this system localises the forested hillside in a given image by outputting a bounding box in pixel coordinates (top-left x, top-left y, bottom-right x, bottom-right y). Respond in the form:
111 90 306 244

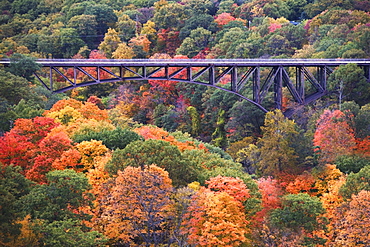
1 0 370 246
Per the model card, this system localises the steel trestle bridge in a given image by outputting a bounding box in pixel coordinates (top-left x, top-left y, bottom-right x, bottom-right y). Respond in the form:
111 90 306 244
2 58 370 116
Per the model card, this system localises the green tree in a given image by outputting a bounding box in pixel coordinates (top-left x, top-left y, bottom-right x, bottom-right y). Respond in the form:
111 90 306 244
72 127 143 150
0 164 32 245
84 3 117 36
64 2 116 38
329 63 370 106
59 28 85 58
153 2 188 30
7 53 40 81
10 0 39 16
211 109 228 149
254 110 300 176
0 98 44 133
201 87 239 141
32 218 107 247
0 98 16 133
115 13 137 42
21 169 106 246
273 23 306 51
182 0 214 16
187 106 200 137
226 97 266 141
340 165 370 199
67 14 98 49
22 169 92 222
107 139 198 187
11 99 43 120
263 0 291 19
355 103 370 139
98 28 122 58
350 25 370 56
304 0 352 18
335 154 370 174
210 26 248 58
286 0 307 20
266 34 291 56
178 14 217 40
36 30 62 58
153 104 180 132
176 27 212 57
269 193 326 245
0 69 39 106
216 0 234 14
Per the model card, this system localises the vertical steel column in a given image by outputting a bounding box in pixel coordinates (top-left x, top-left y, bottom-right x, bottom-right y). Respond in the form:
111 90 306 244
231 66 237 92
318 66 327 91
274 66 283 110
49 66 53 91
253 66 261 103
187 66 192 81
142 66 147 79
120 66 124 78
209 65 215 85
296 66 305 102
73 66 77 86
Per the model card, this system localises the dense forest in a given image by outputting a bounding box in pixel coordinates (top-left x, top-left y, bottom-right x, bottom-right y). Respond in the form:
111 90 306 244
1 0 370 246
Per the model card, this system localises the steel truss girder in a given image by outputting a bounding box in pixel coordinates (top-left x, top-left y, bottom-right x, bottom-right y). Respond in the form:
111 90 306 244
19 59 370 116
32 63 337 116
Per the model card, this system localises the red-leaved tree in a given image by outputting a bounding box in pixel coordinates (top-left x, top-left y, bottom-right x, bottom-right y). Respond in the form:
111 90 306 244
313 110 356 164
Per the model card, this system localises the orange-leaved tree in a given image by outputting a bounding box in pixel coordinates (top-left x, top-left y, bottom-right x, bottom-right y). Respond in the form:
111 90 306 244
182 186 250 246
214 12 236 27
313 109 356 164
206 175 250 205
0 132 34 171
44 98 110 128
285 171 317 195
147 54 188 104
134 125 207 152
182 176 251 246
26 130 74 183
0 117 62 179
9 117 59 144
311 164 344 195
99 165 174 246
79 153 111 232
315 175 346 244
255 176 283 223
75 140 109 171
332 190 370 246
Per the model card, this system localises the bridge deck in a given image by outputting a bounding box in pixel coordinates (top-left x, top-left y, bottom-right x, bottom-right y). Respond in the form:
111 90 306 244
1 58 368 67
2 58 370 67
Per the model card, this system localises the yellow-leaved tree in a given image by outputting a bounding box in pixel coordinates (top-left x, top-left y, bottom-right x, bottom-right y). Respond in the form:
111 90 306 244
182 176 251 246
99 165 174 246
332 190 370 246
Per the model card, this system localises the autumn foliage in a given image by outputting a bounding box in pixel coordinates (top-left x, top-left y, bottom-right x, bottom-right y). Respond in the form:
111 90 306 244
134 125 207 152
3 0 370 244
313 109 356 164
183 188 250 246
1 96 370 246
99 165 174 245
